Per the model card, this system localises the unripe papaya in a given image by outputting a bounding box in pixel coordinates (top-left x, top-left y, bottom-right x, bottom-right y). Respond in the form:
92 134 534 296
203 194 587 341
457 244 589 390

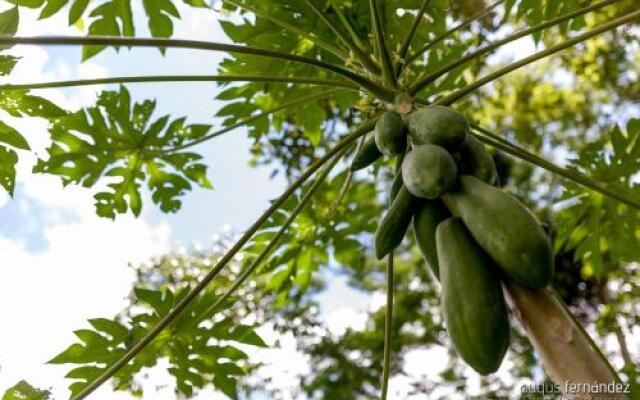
350 133 382 171
443 175 554 289
390 166 404 205
407 105 468 150
375 111 406 156
457 134 498 185
375 186 419 259
437 217 510 375
413 200 450 279
402 144 458 199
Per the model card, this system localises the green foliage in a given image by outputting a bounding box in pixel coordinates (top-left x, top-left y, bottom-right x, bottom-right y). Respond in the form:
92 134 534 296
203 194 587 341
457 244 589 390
555 119 640 277
6 0 206 59
248 168 381 305
50 284 266 398
0 5 66 195
3 0 640 398
2 381 51 400
33 85 213 218
506 0 586 43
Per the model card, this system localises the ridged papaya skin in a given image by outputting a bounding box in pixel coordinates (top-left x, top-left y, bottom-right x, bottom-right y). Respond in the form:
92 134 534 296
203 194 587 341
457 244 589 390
413 200 450 279
375 186 419 259
402 144 458 199
375 111 406 156
457 134 498 185
350 133 382 171
390 166 404 205
407 105 468 150
437 217 510 375
443 175 554 289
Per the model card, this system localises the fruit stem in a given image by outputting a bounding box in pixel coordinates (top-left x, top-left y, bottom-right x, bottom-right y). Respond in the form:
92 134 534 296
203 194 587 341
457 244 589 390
381 252 395 400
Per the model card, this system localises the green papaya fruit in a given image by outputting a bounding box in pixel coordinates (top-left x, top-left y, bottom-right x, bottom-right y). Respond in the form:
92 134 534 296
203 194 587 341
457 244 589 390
413 199 450 279
350 133 382 171
375 186 419 259
407 105 468 150
389 153 406 205
437 217 510 375
457 134 498 185
390 166 404 205
375 111 406 156
443 175 554 288
402 144 458 199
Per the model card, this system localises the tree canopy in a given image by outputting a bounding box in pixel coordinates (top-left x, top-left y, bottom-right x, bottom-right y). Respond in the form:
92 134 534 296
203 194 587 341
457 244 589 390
0 0 639 399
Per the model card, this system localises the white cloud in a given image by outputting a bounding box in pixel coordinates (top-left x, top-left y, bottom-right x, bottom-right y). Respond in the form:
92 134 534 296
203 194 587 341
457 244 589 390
0 211 172 398
0 6 177 400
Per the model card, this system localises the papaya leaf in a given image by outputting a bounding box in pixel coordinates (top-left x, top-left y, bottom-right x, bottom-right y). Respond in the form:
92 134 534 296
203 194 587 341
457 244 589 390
51 285 264 398
10 0 205 58
81 0 135 60
249 169 379 300
0 54 19 75
68 0 90 24
0 120 29 150
0 90 67 119
0 144 18 195
555 119 640 277
0 6 18 42
142 0 179 40
0 121 28 195
33 85 213 218
1 380 51 400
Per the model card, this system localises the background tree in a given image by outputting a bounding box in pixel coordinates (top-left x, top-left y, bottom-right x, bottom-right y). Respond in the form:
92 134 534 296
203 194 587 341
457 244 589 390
0 0 639 399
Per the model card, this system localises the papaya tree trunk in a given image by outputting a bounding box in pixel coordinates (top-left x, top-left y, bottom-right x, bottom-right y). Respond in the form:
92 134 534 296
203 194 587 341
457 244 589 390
503 281 626 400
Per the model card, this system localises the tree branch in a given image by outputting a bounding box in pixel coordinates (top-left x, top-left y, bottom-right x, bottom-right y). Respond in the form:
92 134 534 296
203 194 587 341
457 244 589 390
165 89 346 152
381 252 395 400
395 0 431 76
403 0 506 72
434 8 640 103
0 75 360 91
327 0 368 52
197 146 347 320
302 0 381 74
410 0 623 95
470 124 640 210
369 0 398 88
68 117 379 400
0 35 395 101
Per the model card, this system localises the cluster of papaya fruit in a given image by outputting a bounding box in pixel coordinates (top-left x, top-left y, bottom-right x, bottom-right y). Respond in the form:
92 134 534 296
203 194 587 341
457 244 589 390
350 106 555 375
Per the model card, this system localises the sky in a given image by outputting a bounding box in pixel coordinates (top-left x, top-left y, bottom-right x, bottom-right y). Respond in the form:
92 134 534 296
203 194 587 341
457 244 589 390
0 3 383 399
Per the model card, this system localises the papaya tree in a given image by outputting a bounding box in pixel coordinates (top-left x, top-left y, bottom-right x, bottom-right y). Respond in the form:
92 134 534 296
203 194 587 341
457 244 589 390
0 0 639 399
